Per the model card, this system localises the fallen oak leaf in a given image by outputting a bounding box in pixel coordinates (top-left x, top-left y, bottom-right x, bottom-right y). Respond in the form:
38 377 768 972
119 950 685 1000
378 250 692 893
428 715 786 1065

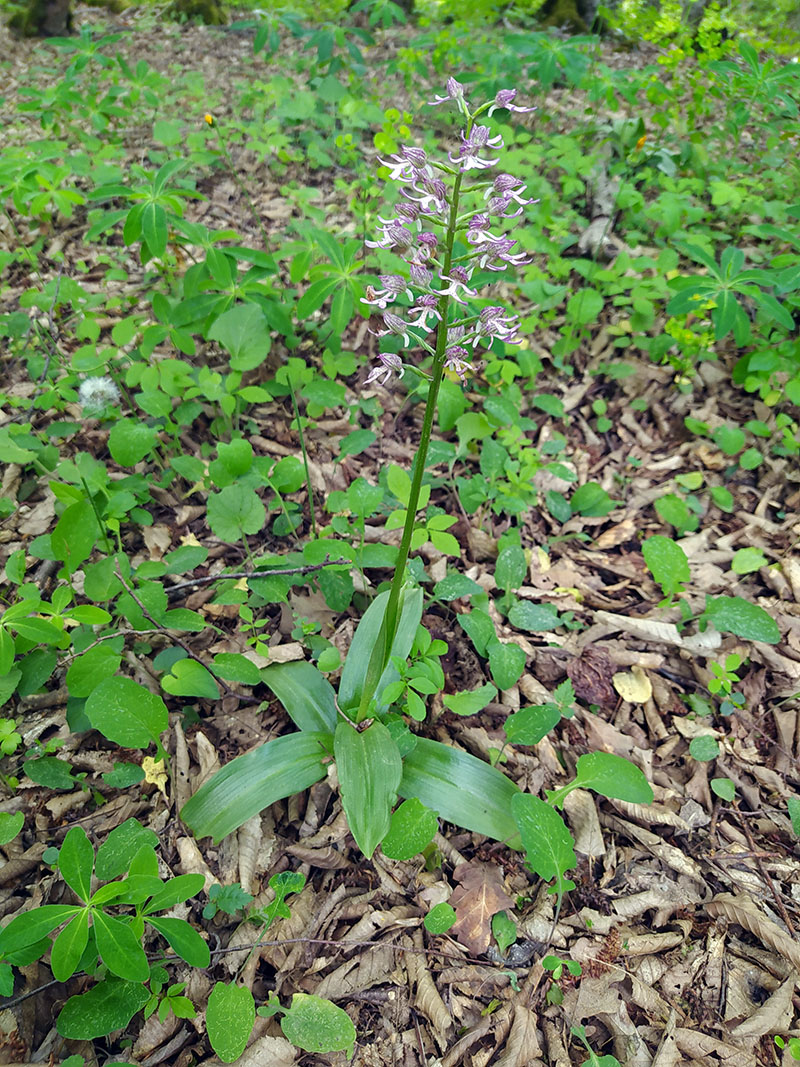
449 861 514 956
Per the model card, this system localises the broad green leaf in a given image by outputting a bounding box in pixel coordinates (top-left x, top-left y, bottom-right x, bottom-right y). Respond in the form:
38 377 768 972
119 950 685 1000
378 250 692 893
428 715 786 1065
108 419 158 466
655 493 697 535
488 640 526 690
207 485 266 543
147 916 210 967
689 735 720 762
0 904 80 955
495 545 526 593
207 982 255 1063
338 584 423 715
51 499 97 574
93 911 150 982
381 798 438 861
511 794 576 897
424 902 456 934
57 979 150 1040
566 287 603 326
508 601 561 632
58 826 94 902
161 659 220 699
141 201 167 259
143 873 206 915
207 304 271 372
65 644 121 698
549 753 653 808
23 755 77 790
570 482 618 517
0 811 24 846
400 737 520 846
433 573 482 602
181 732 330 842
280 993 356 1058
95 818 159 881
457 608 496 657
505 704 561 746
711 778 735 801
642 535 690 596
788 795 800 837
713 424 746 455
442 682 497 717
50 911 90 982
492 911 517 955
704 596 780 644
731 548 767 575
335 720 402 858
210 653 263 687
261 660 337 732
85 677 168 750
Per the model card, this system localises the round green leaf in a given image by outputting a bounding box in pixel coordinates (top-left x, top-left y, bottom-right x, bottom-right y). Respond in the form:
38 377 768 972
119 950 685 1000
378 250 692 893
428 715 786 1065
162 659 221 699
689 735 720 762
710 777 735 801
280 993 356 1057
85 677 168 749
488 640 526 691
642 535 690 596
704 596 780 644
442 682 497 717
0 811 24 846
211 653 262 686
206 982 255 1063
508 601 561 632
381 798 438 861
206 485 266 543
207 303 271 372
108 419 157 466
424 902 456 934
731 548 767 575
57 979 150 1039
568 752 653 805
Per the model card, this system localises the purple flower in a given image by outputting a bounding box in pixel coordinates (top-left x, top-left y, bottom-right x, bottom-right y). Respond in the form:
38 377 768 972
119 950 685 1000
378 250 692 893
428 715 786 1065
485 173 535 207
477 237 531 272
486 194 524 220
428 77 467 108
406 294 442 331
369 310 416 347
488 89 537 116
365 352 404 387
472 305 521 346
414 232 439 262
444 345 472 380
409 262 433 288
361 275 413 310
452 125 504 172
435 266 477 304
378 146 432 182
365 222 414 253
403 177 449 216
466 213 498 245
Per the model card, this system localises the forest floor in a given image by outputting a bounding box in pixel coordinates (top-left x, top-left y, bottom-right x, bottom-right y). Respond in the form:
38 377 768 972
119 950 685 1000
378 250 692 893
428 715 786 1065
1 8 800 1067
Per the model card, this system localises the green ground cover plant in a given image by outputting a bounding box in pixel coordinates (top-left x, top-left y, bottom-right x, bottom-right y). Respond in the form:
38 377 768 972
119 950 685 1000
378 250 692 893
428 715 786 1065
0 0 799 1063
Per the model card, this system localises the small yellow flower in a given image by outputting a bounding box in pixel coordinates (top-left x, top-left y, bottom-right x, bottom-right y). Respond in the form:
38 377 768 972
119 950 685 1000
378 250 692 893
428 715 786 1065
204 113 214 126
635 134 647 151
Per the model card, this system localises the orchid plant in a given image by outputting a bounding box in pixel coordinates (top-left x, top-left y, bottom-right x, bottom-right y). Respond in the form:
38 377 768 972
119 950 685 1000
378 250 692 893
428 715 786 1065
182 81 653 873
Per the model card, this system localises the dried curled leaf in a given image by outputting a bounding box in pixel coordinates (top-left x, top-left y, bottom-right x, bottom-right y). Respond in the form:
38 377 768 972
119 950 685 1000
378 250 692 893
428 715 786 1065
706 893 800 972
612 665 653 704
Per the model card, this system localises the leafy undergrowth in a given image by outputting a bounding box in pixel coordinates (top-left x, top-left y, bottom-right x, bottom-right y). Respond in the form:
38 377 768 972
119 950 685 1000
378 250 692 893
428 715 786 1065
1 5 799 1066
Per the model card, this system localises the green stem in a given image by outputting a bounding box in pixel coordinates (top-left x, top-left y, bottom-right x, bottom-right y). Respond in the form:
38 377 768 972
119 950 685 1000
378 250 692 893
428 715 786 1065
357 148 469 720
289 378 317 538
